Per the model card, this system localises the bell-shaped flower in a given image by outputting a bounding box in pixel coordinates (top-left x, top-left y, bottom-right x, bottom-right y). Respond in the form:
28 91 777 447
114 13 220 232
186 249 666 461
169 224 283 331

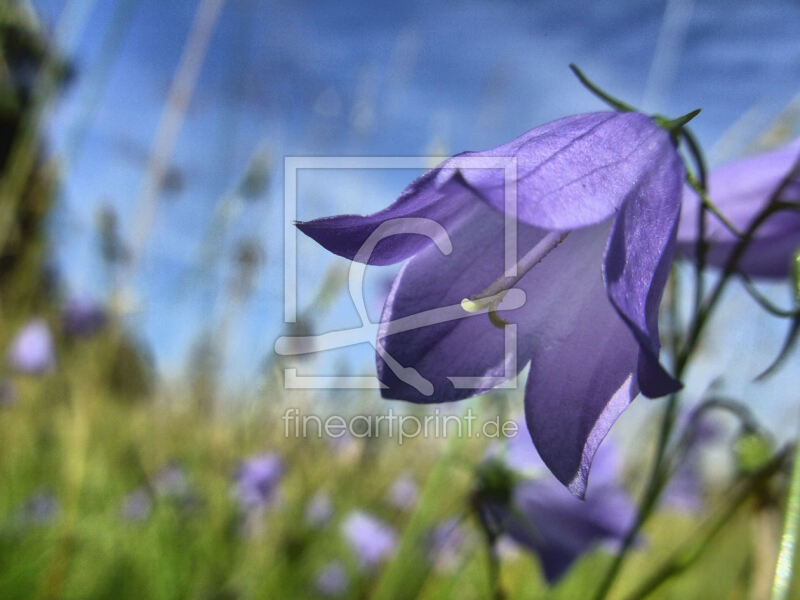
677 139 800 278
298 112 685 497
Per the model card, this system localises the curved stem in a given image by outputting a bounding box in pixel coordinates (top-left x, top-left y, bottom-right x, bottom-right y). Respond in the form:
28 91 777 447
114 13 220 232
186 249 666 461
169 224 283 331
568 64 637 112
741 275 800 318
623 448 789 600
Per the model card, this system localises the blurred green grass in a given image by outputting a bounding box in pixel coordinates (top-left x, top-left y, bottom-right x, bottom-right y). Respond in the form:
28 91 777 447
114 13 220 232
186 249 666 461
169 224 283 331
0 351 797 600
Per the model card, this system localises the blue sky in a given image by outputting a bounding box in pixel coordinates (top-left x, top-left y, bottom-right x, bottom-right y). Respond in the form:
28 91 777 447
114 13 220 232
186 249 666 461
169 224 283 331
28 0 800 432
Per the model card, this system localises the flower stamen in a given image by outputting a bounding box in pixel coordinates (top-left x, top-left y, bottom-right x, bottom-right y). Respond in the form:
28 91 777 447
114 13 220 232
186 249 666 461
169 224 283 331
461 230 570 315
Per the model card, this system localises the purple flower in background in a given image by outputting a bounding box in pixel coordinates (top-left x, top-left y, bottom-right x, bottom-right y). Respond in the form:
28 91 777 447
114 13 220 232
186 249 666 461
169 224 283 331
7 319 55 375
234 452 284 513
305 491 334 528
477 437 634 583
662 411 721 512
63 296 107 337
427 517 468 572
386 473 418 510
153 463 190 498
315 561 348 597
342 511 397 570
503 478 635 583
120 488 153 522
20 492 60 525
678 139 800 278
298 112 685 497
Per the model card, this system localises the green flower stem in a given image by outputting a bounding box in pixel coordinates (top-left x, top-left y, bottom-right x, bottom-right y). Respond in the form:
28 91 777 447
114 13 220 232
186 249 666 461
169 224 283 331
568 64 637 113
770 422 800 600
623 447 789 600
681 129 711 336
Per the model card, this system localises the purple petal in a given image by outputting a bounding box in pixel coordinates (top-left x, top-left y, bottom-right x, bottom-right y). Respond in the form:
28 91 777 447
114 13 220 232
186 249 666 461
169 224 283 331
454 112 675 230
296 175 473 266
677 139 800 278
297 112 674 264
523 223 641 498
603 144 684 397
506 420 623 492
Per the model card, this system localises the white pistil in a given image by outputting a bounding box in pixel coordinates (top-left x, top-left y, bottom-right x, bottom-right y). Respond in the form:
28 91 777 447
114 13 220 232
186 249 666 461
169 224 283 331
461 230 569 313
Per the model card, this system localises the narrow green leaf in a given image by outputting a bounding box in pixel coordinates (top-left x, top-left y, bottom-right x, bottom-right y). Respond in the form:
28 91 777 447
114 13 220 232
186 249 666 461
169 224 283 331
770 421 800 600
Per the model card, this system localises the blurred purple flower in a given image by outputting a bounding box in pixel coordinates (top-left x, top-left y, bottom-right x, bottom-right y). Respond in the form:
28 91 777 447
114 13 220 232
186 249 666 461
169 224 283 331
305 491 333 528
427 517 468 572
678 139 800 278
662 411 721 512
342 511 397 570
480 476 636 583
21 492 59 524
153 463 190 498
315 561 348 597
63 296 107 337
386 473 418 510
477 436 634 583
234 452 284 513
298 111 685 497
120 488 152 522
7 319 55 375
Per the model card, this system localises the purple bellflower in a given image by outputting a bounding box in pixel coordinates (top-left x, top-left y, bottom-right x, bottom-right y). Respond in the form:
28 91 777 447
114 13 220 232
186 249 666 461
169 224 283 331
342 510 397 570
233 452 285 513
298 112 685 497
478 432 636 583
678 139 800 278
7 319 55 375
